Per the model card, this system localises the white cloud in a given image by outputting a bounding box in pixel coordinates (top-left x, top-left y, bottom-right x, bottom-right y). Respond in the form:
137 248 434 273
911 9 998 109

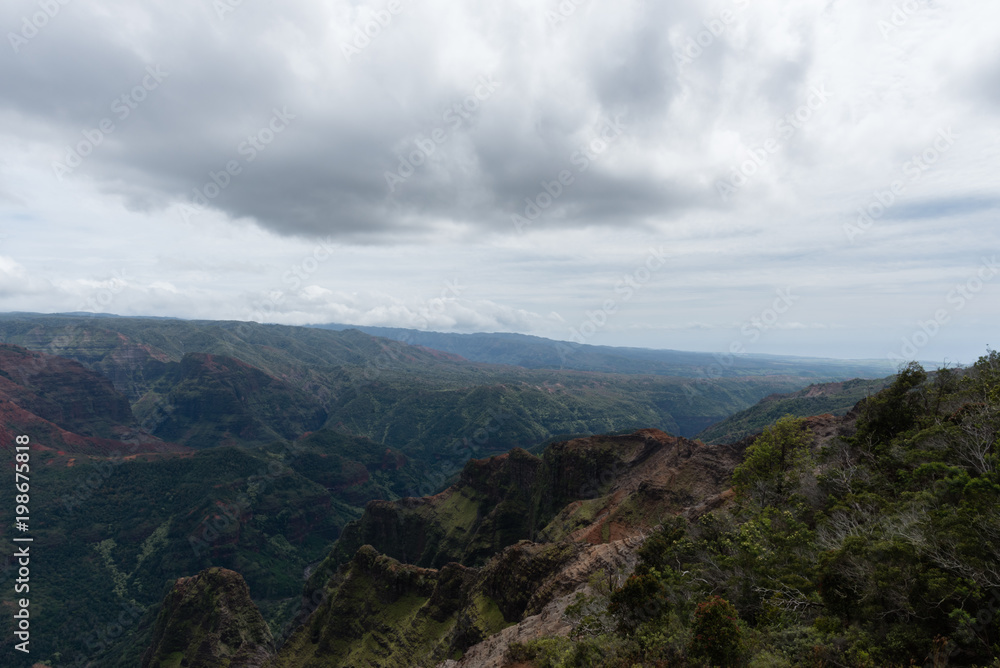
0 0 996 362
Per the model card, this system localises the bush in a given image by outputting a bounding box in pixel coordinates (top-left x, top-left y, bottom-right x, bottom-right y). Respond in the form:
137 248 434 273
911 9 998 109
689 596 743 667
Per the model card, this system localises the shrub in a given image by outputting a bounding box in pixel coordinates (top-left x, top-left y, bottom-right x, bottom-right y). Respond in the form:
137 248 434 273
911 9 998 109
689 596 743 667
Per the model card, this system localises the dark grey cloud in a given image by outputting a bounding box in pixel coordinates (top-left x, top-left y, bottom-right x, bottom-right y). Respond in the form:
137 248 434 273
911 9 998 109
1 0 726 243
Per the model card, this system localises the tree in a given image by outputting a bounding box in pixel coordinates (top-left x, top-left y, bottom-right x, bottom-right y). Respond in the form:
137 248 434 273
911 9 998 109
732 416 812 507
853 362 927 450
689 596 743 667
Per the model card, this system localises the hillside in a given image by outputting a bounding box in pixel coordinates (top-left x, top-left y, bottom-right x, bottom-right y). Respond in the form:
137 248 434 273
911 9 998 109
129 351 1000 667
311 323 900 379
141 567 274 668
125 426 746 668
0 426 428 666
0 343 184 457
0 314 866 453
0 313 989 667
325 429 738 572
696 376 895 444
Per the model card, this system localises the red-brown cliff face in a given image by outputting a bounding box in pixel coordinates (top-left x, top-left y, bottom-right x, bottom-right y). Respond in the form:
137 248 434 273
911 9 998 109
0 343 186 457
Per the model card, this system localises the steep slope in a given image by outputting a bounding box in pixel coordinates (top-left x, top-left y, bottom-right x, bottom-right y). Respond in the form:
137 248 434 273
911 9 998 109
328 429 742 571
446 357 1000 667
141 567 274 668
0 426 427 666
135 352 327 448
128 354 1000 667
0 343 182 456
267 428 747 667
271 546 499 668
696 376 894 443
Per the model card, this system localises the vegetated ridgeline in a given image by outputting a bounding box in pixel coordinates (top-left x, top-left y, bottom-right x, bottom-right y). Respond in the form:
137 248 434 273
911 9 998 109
142 353 1000 667
141 425 764 667
0 314 890 451
695 376 895 444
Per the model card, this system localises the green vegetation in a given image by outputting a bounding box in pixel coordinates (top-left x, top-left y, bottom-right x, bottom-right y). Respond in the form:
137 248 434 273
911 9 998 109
140 567 274 668
0 429 426 666
313 324 899 380
510 352 1000 666
731 416 813 507
273 547 510 668
328 431 678 571
0 313 980 667
697 377 894 444
0 314 883 449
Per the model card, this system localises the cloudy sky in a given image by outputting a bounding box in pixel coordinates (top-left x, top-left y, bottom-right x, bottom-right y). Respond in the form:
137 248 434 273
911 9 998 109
0 0 997 362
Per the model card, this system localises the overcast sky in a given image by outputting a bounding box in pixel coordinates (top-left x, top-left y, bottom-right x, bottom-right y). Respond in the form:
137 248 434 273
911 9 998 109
0 0 997 363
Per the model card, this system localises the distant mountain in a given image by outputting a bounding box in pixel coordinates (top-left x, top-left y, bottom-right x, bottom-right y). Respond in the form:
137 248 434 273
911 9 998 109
310 323 900 379
0 314 865 453
695 376 895 444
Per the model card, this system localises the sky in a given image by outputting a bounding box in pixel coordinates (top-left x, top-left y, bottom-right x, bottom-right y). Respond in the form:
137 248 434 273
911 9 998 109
0 0 997 363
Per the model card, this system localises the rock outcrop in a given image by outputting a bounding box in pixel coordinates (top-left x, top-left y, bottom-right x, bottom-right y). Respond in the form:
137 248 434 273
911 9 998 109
142 421 851 667
273 428 750 667
141 567 275 668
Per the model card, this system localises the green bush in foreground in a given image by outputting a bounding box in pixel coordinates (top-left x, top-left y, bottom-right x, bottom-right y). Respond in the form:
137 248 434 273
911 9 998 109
507 352 1000 667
